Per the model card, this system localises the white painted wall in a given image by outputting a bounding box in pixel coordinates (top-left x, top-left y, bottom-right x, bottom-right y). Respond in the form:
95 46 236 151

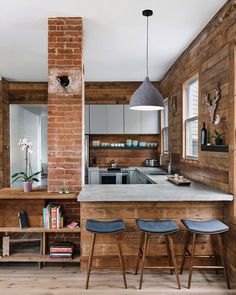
10 105 41 187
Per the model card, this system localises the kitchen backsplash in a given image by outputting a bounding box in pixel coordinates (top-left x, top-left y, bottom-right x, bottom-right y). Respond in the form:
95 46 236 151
89 134 160 167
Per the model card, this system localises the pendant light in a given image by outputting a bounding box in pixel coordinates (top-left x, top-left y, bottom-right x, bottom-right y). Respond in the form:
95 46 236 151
129 9 164 111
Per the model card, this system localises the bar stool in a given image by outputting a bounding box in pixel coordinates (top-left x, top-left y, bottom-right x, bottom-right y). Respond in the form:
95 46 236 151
85 219 127 289
135 219 181 290
180 219 230 289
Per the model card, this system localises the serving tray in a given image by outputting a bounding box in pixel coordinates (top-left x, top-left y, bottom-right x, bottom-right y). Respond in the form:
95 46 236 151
167 176 191 186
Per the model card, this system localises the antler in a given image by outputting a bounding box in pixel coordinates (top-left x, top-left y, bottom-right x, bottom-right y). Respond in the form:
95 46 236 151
204 92 211 107
213 85 221 105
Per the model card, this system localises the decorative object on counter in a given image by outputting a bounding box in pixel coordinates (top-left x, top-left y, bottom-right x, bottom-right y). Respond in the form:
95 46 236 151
167 175 191 186
171 94 178 116
204 84 221 123
11 138 41 192
57 185 71 194
129 9 164 111
201 122 207 145
212 130 223 145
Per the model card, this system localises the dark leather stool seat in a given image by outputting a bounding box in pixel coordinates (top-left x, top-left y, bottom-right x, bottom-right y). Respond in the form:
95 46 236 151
135 219 180 290
86 219 125 234
180 219 230 289
181 219 229 234
136 219 178 234
85 219 127 289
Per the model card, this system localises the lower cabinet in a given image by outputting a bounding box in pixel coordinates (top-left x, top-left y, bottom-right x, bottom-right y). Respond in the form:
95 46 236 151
88 170 100 184
129 170 137 184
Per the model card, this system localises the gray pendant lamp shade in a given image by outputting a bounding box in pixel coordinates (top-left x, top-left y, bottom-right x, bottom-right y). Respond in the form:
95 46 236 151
129 9 164 111
129 77 164 111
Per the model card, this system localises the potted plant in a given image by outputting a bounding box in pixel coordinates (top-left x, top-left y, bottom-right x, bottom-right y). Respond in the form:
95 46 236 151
11 139 41 192
212 130 223 145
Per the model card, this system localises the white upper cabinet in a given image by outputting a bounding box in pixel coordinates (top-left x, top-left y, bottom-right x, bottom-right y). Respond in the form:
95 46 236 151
141 111 160 134
85 104 90 134
89 105 107 134
124 105 141 134
107 105 124 134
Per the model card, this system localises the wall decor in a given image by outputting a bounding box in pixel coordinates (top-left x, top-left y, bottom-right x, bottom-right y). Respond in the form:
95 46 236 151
204 84 221 123
171 94 178 116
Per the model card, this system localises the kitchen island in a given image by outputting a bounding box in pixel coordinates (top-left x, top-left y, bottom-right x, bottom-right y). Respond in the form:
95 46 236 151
78 168 233 270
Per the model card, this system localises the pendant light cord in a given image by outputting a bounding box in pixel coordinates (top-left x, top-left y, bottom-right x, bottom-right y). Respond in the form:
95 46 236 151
146 15 149 77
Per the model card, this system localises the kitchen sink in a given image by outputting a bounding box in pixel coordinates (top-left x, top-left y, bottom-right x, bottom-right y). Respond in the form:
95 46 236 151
148 172 167 175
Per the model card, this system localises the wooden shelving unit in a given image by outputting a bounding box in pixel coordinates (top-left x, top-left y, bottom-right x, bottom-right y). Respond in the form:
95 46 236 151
90 146 157 150
201 144 228 152
0 189 81 265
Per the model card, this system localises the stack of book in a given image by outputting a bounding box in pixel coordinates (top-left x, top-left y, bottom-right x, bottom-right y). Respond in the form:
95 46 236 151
50 242 74 259
43 204 63 229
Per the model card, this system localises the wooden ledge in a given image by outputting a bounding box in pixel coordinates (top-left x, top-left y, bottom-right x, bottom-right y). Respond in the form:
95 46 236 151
0 188 78 200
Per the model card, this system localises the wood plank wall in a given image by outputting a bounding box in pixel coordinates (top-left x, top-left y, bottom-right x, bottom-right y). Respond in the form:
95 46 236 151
159 0 236 279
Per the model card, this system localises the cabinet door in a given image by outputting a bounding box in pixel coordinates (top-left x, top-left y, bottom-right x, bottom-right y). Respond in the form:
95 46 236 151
85 105 90 134
107 105 124 134
124 105 141 134
89 105 107 134
129 170 137 184
89 170 100 184
141 111 160 134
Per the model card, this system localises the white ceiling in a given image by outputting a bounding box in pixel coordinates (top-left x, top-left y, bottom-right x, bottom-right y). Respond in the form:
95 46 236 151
0 0 226 82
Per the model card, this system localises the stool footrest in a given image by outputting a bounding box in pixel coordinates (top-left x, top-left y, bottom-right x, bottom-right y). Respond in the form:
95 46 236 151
144 266 179 270
193 266 224 269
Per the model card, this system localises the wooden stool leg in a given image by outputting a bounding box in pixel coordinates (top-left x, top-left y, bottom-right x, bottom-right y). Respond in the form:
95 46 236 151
180 231 190 274
165 235 173 275
188 232 196 289
116 233 127 289
216 234 231 289
135 232 144 275
85 233 96 289
139 233 148 290
168 235 181 289
210 234 219 275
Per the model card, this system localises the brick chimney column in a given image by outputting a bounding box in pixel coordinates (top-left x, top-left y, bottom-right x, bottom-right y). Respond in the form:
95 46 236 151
48 17 84 192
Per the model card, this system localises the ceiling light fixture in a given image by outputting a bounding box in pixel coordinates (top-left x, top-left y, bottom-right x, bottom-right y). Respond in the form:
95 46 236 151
129 9 164 111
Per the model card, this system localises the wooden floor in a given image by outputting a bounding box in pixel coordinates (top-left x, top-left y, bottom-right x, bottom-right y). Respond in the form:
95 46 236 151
0 265 235 295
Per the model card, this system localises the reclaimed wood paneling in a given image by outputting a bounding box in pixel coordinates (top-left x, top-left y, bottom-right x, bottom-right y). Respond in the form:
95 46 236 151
89 135 160 167
80 201 225 270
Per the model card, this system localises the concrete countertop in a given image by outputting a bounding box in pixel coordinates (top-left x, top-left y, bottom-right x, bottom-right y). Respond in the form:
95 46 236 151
79 167 233 202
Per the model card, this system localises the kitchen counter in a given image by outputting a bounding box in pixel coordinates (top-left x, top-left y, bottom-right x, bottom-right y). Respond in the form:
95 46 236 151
79 167 233 202
79 167 233 270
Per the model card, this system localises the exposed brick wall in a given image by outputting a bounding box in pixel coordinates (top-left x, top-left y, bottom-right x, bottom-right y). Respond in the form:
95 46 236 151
48 17 84 193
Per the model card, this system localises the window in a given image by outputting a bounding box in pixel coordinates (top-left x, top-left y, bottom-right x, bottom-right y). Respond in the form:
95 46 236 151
183 76 199 158
162 99 168 154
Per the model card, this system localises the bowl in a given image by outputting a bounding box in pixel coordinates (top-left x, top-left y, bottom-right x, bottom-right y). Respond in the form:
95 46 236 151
126 139 132 147
139 141 147 147
132 140 139 147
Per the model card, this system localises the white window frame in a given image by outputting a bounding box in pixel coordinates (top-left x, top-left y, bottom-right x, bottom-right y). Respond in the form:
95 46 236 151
183 74 199 159
162 99 168 154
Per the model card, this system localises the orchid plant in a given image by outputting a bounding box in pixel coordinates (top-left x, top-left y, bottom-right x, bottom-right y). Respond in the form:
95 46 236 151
11 138 41 184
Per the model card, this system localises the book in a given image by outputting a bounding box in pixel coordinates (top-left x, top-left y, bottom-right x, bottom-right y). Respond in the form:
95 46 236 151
18 211 28 229
51 206 57 229
56 206 61 229
67 221 79 229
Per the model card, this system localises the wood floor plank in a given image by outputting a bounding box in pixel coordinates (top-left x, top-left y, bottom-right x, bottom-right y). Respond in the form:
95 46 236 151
0 266 235 295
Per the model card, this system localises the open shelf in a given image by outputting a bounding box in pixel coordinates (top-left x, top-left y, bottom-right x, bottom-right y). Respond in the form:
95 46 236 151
0 227 81 233
201 144 228 152
90 146 157 150
0 253 80 263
